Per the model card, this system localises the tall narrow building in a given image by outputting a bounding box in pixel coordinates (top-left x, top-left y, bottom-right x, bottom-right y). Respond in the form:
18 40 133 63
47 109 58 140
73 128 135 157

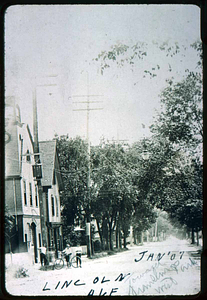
5 96 42 263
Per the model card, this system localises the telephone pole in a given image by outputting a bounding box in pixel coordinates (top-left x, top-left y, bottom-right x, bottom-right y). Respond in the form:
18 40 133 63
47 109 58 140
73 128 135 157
33 82 57 249
70 71 103 257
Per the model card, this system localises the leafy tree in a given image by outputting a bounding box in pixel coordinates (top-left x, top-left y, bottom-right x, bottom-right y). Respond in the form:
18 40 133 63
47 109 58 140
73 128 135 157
126 140 161 242
132 201 157 244
149 40 203 243
93 40 199 80
55 135 89 245
91 140 158 250
90 142 137 250
150 72 202 154
138 134 203 244
162 157 203 244
129 109 202 244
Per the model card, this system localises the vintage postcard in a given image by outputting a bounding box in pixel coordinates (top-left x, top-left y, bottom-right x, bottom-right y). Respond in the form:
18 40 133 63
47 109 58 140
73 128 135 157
4 3 203 297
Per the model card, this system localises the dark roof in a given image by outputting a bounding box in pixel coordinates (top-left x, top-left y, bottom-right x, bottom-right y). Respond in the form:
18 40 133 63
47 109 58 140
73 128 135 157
39 140 62 189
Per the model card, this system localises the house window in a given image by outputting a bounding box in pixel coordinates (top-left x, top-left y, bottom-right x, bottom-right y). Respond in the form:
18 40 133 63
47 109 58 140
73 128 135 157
56 196 59 217
29 183 33 206
35 185 38 207
51 195 55 216
23 181 27 205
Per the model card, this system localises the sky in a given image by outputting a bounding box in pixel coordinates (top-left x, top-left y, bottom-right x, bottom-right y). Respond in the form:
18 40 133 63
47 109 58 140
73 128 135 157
5 4 201 145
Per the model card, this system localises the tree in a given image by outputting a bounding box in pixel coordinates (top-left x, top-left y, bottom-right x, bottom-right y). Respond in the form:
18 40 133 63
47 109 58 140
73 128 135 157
90 142 137 250
150 72 202 154
55 135 89 246
126 140 161 243
94 39 203 241
149 41 203 242
91 140 159 250
56 135 170 251
162 157 203 244
128 98 202 245
93 40 199 81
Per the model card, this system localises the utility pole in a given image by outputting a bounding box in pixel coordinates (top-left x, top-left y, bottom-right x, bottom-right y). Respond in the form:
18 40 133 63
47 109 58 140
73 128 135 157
70 71 103 257
33 82 57 249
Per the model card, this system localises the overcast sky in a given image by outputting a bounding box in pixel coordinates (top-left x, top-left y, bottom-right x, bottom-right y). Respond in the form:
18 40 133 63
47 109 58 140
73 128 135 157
5 4 201 145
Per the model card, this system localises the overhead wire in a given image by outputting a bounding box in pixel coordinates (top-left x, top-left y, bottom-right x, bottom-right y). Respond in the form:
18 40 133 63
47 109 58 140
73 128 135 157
5 142 142 196
5 143 141 178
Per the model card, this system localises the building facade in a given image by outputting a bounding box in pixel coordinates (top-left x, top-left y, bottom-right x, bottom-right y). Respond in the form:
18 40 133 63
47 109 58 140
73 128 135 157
5 96 42 263
39 140 63 257
5 97 63 263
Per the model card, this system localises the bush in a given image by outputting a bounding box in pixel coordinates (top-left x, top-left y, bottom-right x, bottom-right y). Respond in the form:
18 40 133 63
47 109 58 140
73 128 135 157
14 266 29 278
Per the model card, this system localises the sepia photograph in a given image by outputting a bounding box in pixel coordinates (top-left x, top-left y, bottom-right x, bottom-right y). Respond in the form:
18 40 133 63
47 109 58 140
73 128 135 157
4 3 203 296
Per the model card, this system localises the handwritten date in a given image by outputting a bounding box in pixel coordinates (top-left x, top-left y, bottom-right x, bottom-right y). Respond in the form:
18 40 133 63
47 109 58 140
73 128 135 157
135 250 185 262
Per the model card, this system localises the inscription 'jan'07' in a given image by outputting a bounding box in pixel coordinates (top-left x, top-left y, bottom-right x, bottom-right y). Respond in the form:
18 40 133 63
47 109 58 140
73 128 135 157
134 251 185 262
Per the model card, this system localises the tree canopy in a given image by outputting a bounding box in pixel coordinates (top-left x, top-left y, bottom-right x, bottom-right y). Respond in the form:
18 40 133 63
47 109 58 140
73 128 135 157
56 40 203 248
56 135 157 250
93 39 203 243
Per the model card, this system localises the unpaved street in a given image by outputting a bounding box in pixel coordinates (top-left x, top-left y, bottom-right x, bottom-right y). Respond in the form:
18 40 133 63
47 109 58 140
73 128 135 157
5 236 201 296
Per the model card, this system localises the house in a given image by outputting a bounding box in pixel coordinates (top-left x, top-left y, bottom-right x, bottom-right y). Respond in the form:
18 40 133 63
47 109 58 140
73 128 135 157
5 96 42 263
5 96 63 264
39 140 63 258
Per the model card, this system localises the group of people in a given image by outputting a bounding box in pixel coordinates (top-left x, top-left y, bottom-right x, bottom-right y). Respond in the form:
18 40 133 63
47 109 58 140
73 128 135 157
63 243 82 268
38 243 82 268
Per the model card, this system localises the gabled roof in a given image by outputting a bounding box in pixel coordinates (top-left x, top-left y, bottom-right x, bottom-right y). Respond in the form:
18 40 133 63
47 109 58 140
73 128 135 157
39 140 62 190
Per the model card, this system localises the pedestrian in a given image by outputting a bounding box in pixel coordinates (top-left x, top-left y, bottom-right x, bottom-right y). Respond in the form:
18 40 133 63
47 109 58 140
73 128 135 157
38 244 48 266
75 244 82 268
63 243 72 267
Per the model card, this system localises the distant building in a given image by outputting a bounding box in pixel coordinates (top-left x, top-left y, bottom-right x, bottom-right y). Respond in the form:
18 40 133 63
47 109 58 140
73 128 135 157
39 140 63 257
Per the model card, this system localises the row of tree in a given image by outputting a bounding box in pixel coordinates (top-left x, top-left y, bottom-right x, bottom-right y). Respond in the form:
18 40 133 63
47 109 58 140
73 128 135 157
56 135 157 250
56 40 202 249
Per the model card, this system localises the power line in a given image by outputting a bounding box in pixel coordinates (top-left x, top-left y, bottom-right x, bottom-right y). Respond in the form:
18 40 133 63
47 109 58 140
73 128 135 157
69 94 103 98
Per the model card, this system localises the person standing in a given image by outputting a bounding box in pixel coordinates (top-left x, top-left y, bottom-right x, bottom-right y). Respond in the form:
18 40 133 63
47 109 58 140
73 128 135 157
75 244 82 268
63 243 72 267
38 244 48 266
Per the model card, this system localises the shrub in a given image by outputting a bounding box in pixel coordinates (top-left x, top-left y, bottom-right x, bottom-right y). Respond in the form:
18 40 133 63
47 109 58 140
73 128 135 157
14 266 29 278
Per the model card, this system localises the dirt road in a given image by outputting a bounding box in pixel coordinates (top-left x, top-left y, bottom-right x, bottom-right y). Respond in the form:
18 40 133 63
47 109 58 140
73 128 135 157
5 235 201 296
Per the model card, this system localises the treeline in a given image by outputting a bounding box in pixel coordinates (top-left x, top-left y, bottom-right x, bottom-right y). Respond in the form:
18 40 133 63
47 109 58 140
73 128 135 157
56 40 203 249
